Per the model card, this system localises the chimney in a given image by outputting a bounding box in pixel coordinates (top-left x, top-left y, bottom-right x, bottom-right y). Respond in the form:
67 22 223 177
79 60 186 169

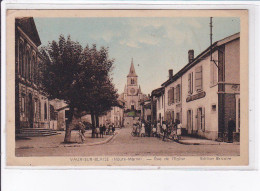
188 49 194 63
169 69 173 79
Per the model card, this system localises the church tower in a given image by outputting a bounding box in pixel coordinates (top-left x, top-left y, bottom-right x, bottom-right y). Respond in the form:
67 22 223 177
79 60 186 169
127 58 139 96
121 58 144 111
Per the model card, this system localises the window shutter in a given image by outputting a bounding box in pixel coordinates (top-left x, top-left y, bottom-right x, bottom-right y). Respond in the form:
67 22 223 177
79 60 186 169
168 90 171 105
188 73 191 94
172 87 175 103
202 107 205 132
191 109 193 132
195 66 203 91
191 72 193 94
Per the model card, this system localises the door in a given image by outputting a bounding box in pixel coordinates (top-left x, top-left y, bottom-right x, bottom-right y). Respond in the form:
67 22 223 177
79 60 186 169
187 110 192 133
28 94 34 128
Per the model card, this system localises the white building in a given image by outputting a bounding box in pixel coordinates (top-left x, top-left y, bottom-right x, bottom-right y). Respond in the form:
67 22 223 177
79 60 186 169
159 33 240 141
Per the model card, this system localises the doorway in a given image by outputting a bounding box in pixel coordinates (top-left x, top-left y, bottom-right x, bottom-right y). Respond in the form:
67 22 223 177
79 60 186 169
28 93 34 128
187 110 192 133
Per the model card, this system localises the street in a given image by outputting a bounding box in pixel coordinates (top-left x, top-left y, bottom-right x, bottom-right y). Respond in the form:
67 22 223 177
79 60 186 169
16 127 240 157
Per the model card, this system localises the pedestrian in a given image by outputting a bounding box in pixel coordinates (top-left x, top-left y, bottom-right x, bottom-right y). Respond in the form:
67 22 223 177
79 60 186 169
162 121 167 141
156 120 161 138
103 124 106 136
108 124 112 135
147 120 151 137
100 124 104 138
78 121 86 143
228 118 236 143
112 123 115 134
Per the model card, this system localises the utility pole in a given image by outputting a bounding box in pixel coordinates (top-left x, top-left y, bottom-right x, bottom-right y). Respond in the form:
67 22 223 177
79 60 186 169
210 17 213 61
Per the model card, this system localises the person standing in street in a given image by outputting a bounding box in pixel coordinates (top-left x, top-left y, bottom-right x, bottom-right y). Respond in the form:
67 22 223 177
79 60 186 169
162 121 167 141
156 120 161 138
228 118 236 143
78 121 86 143
112 123 115 134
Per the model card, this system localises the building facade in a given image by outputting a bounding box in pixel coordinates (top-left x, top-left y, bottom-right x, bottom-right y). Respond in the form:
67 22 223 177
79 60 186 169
15 17 51 131
120 59 146 111
49 99 68 130
140 98 152 122
99 100 125 127
156 33 240 141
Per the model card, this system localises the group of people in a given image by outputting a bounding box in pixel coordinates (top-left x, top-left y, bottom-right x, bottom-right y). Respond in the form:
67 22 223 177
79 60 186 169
132 118 183 141
158 119 182 141
76 121 117 143
92 123 116 138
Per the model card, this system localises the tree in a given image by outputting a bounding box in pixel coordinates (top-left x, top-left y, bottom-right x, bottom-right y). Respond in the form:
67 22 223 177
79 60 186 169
40 35 118 142
78 45 119 137
40 35 83 142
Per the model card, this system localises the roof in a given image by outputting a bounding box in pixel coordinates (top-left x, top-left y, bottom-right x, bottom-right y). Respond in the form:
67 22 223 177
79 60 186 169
16 17 41 47
151 87 165 97
127 58 138 77
161 32 240 87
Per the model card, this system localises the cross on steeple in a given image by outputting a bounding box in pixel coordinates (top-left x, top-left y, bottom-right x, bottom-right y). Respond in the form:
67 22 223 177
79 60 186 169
127 58 138 77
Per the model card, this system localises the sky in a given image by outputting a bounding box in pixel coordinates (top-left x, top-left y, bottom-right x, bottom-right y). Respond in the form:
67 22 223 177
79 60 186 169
34 17 240 95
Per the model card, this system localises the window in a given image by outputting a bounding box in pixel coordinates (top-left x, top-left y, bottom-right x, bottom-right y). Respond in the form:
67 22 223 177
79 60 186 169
176 85 181 103
168 88 174 105
210 61 217 86
188 72 193 94
18 42 24 76
197 107 205 131
131 78 135 84
162 96 163 108
171 111 174 123
34 100 37 118
25 51 30 79
212 104 216 111
39 102 41 121
21 96 25 112
195 66 203 91
176 113 180 121
44 102 47 120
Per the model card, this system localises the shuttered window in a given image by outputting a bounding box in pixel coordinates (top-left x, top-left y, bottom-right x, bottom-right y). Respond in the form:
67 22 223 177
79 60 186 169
168 89 171 105
188 72 193 94
210 62 217 86
197 107 205 132
172 87 175 103
168 88 174 105
176 84 181 103
195 66 203 91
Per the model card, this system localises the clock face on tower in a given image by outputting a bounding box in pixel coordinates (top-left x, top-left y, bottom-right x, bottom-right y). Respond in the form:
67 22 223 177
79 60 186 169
130 88 135 95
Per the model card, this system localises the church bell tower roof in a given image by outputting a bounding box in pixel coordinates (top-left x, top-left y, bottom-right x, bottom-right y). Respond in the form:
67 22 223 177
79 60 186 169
127 58 138 77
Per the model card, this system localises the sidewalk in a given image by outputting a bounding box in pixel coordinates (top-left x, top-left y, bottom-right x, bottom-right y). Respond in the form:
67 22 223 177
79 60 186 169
178 136 240 145
16 130 118 149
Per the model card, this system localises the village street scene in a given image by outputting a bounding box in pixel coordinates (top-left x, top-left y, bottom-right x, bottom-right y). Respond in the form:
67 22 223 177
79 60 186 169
15 17 240 157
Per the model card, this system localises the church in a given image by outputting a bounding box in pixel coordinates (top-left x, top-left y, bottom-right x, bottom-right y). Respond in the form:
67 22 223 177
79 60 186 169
120 59 146 111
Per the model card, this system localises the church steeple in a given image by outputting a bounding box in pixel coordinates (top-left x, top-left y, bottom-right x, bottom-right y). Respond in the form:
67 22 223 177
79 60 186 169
127 58 138 77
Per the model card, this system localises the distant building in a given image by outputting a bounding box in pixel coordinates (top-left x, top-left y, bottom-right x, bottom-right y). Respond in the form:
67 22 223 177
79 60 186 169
99 100 125 127
15 17 51 131
158 33 240 141
151 87 164 124
140 97 152 122
151 87 165 125
120 59 146 111
50 99 68 130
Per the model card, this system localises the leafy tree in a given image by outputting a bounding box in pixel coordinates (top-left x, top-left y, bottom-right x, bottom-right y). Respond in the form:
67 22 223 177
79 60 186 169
40 35 83 142
40 35 118 142
78 45 119 136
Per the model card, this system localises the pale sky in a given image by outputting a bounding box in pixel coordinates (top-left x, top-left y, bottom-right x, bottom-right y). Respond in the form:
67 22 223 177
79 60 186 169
34 17 240 95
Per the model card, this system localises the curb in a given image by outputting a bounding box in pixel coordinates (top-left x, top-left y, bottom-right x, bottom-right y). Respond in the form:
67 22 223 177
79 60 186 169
178 140 240 145
63 132 119 147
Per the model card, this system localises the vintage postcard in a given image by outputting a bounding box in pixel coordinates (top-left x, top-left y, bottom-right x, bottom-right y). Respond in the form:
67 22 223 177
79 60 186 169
5 9 249 166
